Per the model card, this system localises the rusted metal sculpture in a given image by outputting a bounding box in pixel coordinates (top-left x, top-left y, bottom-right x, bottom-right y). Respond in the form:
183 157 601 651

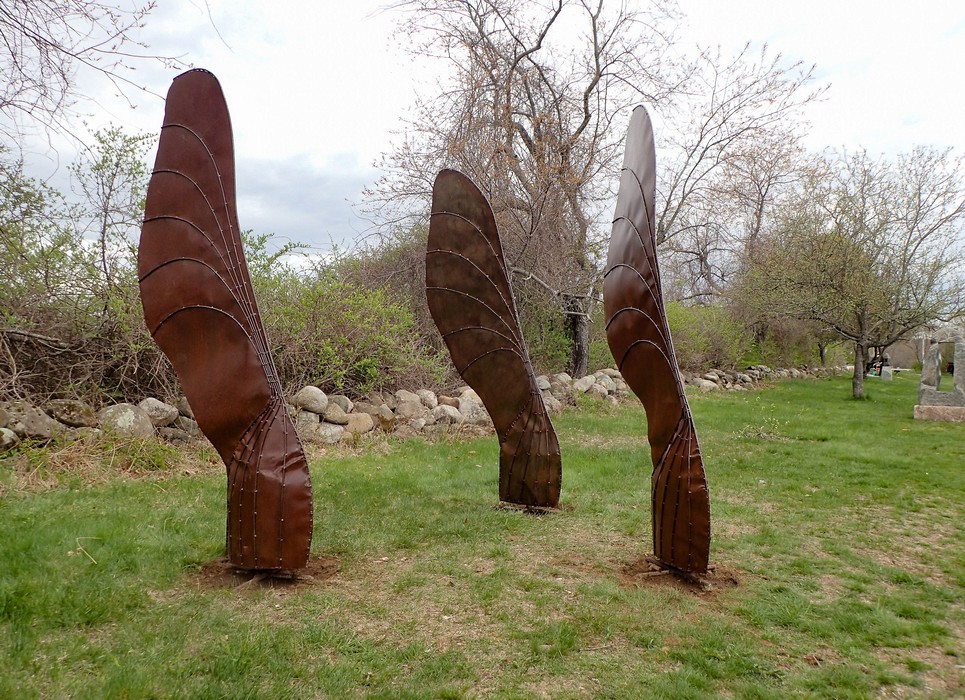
427 169 562 508
603 106 711 574
138 69 313 571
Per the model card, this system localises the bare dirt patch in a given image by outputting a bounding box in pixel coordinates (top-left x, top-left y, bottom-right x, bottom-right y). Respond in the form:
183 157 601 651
189 555 340 592
801 646 843 668
619 556 742 596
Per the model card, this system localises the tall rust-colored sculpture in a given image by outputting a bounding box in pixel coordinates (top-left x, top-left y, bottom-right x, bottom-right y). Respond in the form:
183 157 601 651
427 169 562 508
603 106 711 573
138 69 313 571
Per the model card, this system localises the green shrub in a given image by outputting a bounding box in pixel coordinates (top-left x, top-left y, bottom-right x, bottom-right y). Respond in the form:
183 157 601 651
260 276 447 395
737 316 847 369
586 308 616 371
515 284 571 375
0 148 174 405
665 301 753 370
0 149 450 404
244 234 448 395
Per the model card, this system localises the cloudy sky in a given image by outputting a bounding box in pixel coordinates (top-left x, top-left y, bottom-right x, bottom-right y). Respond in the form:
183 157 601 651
20 0 965 252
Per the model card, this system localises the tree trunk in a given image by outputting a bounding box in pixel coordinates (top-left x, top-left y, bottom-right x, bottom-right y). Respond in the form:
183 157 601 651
852 341 866 398
564 296 589 378
818 343 827 367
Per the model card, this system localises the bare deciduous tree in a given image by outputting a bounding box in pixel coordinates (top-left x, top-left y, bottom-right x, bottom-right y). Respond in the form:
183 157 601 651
655 44 824 301
0 0 184 142
69 126 153 286
367 0 685 377
366 1 824 376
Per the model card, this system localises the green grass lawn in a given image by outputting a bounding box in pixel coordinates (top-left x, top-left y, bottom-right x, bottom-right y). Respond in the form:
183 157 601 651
1 373 962 698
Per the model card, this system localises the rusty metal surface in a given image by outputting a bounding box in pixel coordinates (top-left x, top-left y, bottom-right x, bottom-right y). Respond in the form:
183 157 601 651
603 106 711 573
427 169 562 508
137 69 313 570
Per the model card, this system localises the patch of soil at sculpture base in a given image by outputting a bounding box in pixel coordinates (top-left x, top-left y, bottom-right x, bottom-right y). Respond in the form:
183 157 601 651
191 555 340 592
619 557 742 597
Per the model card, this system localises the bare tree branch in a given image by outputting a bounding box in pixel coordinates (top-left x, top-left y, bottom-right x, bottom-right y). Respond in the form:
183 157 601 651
0 0 188 144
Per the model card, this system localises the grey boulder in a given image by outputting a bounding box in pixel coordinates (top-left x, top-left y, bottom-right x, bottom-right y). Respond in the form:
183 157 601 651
45 399 98 428
98 404 155 438
294 386 328 414
138 398 179 427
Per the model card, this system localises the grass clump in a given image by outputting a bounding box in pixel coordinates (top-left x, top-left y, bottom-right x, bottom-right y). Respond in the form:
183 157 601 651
0 434 219 498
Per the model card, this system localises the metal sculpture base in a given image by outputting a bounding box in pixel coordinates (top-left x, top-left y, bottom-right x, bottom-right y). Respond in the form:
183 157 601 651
494 502 558 515
643 556 716 589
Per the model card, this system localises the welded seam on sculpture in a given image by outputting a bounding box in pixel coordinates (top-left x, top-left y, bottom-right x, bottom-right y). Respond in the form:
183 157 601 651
139 257 235 299
463 347 527 376
427 213 509 268
139 216 221 260
425 286 520 343
620 173 654 245
442 326 520 348
425 248 518 328
608 216 663 309
604 260 662 310
154 123 240 269
151 124 274 379
605 305 666 342
428 210 509 268
682 425 702 568
506 398 543 488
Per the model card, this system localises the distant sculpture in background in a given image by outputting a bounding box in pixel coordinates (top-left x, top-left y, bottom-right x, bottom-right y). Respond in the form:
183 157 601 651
914 331 965 423
603 106 711 574
426 169 562 508
138 69 313 571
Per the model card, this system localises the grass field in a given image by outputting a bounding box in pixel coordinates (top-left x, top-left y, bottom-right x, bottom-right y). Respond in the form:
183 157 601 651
1 372 963 698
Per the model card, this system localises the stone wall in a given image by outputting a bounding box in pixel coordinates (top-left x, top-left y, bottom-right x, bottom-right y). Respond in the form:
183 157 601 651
0 364 846 454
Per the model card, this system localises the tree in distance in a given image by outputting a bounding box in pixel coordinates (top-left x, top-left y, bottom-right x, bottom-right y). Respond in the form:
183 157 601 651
0 0 185 143
738 148 965 398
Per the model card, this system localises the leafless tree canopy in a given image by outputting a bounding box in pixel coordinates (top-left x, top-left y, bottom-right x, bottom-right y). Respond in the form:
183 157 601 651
370 0 690 375
655 44 824 301
0 0 183 142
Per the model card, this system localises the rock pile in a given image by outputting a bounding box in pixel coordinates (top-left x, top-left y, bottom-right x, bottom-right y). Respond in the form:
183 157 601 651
681 365 845 392
0 365 845 453
288 369 634 446
0 397 202 453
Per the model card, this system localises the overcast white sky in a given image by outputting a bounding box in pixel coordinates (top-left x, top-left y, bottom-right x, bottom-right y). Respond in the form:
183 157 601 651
21 0 965 251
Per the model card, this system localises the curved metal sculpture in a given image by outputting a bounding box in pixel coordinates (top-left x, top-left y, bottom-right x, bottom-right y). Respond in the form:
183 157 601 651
138 69 313 571
427 169 562 508
603 106 711 573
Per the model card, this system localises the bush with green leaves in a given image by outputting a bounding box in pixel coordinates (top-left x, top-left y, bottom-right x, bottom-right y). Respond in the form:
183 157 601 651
665 301 754 370
1 137 452 406
742 317 844 369
245 232 449 396
0 137 175 405
267 277 448 396
513 283 571 374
